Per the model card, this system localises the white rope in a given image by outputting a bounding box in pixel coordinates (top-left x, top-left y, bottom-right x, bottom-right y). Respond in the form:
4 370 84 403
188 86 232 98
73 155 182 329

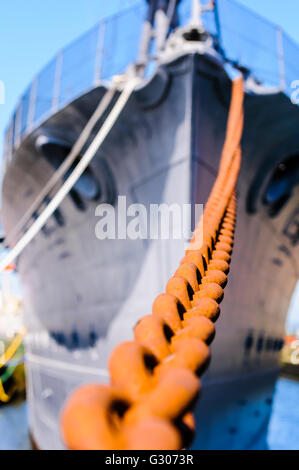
0 77 140 272
4 87 117 247
166 0 177 26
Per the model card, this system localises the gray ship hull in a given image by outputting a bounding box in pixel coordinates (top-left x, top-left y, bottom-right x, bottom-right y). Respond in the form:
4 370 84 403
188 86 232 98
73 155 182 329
2 52 299 449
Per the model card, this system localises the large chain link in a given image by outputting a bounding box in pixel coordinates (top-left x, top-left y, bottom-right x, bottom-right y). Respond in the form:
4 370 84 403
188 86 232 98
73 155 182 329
61 77 244 450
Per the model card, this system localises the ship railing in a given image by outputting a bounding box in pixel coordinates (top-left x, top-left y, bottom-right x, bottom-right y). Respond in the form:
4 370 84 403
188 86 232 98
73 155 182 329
3 0 299 169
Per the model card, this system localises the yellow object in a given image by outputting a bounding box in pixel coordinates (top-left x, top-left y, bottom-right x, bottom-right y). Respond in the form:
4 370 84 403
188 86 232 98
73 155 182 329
0 327 26 368
0 378 10 403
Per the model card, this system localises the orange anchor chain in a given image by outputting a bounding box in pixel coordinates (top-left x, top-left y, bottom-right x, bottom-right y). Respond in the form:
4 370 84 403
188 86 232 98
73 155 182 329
61 76 244 450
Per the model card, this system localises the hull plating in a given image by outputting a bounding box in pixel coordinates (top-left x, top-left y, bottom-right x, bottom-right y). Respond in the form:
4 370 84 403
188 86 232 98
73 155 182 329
2 53 299 449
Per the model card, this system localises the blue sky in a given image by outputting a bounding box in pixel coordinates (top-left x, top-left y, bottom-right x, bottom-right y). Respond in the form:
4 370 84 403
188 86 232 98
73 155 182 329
0 0 141 156
0 0 298 330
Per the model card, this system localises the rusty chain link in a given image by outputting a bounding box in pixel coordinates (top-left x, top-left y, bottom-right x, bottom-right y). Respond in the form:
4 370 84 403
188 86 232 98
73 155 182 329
61 76 244 450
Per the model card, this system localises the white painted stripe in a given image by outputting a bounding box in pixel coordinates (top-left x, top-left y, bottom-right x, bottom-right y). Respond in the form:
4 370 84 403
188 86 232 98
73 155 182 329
26 352 109 378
